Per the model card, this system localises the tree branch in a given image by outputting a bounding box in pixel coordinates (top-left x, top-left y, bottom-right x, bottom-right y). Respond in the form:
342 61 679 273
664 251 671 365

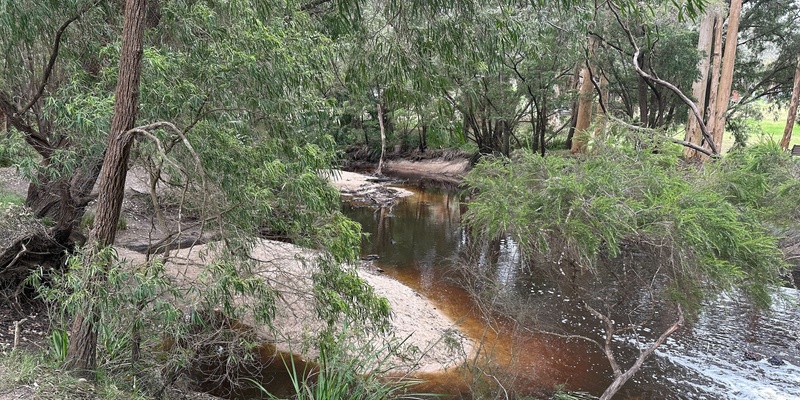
21 0 103 115
606 0 719 156
0 92 52 158
598 306 684 400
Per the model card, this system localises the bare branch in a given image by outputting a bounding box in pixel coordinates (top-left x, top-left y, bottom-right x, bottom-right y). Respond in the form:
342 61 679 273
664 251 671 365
605 113 714 157
598 306 684 400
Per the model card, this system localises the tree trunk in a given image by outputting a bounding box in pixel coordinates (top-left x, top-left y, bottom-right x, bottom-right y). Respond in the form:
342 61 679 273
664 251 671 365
565 61 582 150
710 0 743 155
501 120 511 156
571 38 596 154
684 8 716 159
699 11 725 161
637 69 649 126
419 124 427 153
780 56 800 150
375 101 386 175
66 0 147 375
594 72 609 136
539 94 547 157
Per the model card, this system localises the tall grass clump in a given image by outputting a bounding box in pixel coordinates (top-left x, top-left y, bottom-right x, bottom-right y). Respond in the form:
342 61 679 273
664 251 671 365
463 130 794 309
255 325 427 400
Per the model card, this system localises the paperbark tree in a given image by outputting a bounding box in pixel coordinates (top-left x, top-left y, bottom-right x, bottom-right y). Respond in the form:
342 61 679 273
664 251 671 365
780 56 800 150
709 0 743 154
571 38 597 154
684 8 717 159
65 0 147 374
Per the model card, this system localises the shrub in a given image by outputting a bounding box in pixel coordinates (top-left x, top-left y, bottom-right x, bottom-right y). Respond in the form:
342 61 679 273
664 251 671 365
463 133 792 309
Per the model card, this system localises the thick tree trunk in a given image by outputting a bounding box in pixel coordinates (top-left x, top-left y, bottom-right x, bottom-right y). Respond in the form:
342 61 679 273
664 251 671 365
501 120 511 156
710 0 743 154
684 9 716 159
780 57 800 150
66 0 147 375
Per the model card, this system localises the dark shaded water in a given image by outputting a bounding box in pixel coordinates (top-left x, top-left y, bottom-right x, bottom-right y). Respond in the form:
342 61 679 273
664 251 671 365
343 183 800 399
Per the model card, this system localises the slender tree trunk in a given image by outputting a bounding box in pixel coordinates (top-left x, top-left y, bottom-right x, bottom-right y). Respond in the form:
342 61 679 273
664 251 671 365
66 0 147 375
565 61 582 150
501 120 511 156
710 0 743 154
375 101 386 175
637 64 649 126
419 123 428 153
684 8 716 159
594 73 609 136
780 56 800 150
539 94 547 157
571 38 596 154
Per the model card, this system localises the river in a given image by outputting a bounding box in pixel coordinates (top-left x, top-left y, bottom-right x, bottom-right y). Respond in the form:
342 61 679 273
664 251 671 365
343 183 800 399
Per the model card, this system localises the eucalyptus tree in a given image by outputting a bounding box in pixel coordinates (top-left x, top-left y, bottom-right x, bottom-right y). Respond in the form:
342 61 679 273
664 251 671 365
730 0 800 148
500 2 587 155
2 0 388 379
682 0 800 156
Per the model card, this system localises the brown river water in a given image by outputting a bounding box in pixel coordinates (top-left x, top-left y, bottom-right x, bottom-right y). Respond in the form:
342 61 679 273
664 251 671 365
342 182 800 399
203 180 800 399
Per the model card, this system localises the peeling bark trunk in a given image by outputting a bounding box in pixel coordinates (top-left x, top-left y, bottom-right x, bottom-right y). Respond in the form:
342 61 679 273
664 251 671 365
637 69 649 126
699 12 724 161
571 39 596 154
66 0 147 375
780 57 800 150
684 9 716 159
710 0 743 154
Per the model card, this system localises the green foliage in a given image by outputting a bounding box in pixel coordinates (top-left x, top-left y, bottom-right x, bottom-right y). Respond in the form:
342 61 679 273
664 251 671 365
0 130 36 168
464 131 792 309
257 324 428 400
313 258 391 332
30 247 186 366
48 329 69 363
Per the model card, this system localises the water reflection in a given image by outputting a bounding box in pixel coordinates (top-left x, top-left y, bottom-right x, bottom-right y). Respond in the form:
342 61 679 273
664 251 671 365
343 184 800 399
